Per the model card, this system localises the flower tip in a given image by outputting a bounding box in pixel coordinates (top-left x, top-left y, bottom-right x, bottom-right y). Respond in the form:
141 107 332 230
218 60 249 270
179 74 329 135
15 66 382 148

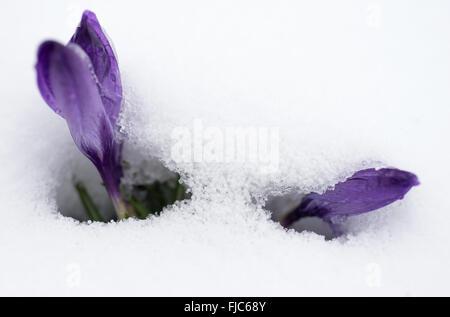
411 174 420 187
37 40 54 59
392 168 420 190
73 10 100 35
81 9 98 22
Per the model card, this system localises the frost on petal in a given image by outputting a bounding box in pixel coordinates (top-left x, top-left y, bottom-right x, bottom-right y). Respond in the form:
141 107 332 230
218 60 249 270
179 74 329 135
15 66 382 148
281 168 419 227
42 40 116 167
70 10 122 126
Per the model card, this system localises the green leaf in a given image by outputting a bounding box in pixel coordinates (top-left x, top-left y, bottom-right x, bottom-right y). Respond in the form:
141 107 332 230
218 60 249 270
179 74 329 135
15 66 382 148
128 196 150 219
174 181 185 201
74 182 104 222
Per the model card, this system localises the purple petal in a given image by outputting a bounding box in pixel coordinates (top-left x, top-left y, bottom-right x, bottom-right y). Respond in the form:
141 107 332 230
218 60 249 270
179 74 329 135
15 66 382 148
36 13 131 219
281 168 419 227
70 10 122 126
36 41 60 116
37 40 116 168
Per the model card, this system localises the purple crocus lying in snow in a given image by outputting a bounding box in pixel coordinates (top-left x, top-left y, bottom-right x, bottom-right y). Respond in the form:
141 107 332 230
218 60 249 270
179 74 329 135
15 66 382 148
36 10 135 219
281 168 419 230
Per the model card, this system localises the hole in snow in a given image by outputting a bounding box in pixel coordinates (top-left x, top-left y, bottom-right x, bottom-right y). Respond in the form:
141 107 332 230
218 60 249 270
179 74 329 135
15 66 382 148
264 190 335 240
56 159 113 222
55 146 190 222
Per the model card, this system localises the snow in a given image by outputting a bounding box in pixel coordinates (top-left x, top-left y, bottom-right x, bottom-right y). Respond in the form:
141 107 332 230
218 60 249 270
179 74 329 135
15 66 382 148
1 0 449 296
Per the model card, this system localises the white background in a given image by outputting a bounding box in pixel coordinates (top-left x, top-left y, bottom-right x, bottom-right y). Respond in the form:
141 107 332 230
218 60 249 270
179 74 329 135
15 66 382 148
0 0 449 296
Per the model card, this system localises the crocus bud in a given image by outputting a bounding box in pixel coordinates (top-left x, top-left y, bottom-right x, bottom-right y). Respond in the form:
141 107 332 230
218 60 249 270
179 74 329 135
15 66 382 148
36 11 134 219
281 168 419 229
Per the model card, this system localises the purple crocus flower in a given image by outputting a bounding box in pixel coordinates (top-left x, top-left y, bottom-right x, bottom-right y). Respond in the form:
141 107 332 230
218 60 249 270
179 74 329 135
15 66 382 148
281 168 419 229
36 10 134 219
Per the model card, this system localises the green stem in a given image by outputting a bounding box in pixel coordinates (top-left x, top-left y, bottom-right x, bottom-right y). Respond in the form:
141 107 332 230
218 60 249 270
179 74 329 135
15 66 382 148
112 197 137 220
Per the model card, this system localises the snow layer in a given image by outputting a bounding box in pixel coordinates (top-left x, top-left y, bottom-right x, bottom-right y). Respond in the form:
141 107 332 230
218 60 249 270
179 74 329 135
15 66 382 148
1 0 449 295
